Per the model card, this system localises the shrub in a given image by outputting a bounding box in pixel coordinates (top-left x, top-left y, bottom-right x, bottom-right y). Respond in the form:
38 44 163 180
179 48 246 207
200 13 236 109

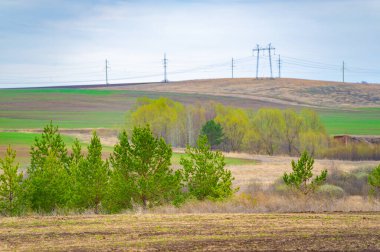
368 165 380 197
316 184 345 199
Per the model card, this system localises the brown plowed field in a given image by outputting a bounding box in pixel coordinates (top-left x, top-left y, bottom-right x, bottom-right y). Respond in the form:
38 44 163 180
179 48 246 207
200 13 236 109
1 213 379 251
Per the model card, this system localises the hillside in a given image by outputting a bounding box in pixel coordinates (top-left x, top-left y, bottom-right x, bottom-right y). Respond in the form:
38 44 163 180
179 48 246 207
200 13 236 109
95 78 380 108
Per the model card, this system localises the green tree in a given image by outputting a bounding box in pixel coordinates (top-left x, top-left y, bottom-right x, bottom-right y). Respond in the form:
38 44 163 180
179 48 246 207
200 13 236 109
201 120 224 149
111 126 181 209
283 151 327 195
282 109 303 155
105 131 134 213
368 165 380 196
26 151 70 213
73 131 110 214
253 108 285 155
214 105 249 151
0 146 24 216
180 135 236 200
30 121 69 173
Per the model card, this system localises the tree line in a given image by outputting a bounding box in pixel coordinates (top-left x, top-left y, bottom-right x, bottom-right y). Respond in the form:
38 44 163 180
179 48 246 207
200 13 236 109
0 122 234 216
131 97 328 156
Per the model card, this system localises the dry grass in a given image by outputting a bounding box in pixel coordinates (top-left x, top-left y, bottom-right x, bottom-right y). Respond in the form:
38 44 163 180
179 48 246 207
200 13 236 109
98 78 380 108
1 212 380 251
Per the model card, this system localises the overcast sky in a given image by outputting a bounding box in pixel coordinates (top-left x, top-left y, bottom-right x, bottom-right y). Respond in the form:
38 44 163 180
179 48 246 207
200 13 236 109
1 0 380 87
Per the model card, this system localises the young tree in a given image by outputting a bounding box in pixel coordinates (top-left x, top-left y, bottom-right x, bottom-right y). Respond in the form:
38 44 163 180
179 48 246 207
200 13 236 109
30 121 69 173
111 126 181 209
201 120 224 149
26 151 70 213
283 151 327 195
180 135 236 200
368 164 380 196
73 131 110 214
0 146 24 216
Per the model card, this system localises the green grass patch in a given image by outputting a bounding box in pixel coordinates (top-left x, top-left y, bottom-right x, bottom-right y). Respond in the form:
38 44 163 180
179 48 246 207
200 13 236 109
0 132 77 146
171 152 255 166
319 108 380 135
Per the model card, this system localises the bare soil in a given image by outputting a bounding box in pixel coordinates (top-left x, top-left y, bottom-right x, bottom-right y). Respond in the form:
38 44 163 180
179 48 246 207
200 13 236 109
1 213 379 251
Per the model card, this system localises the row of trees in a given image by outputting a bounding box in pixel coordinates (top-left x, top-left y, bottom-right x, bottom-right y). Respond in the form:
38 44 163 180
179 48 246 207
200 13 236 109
0 122 235 216
131 98 328 156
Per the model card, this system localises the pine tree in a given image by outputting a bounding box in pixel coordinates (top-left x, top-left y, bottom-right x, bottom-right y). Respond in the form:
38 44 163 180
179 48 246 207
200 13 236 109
283 151 327 195
74 131 109 214
29 121 69 173
201 120 224 149
0 146 24 216
111 126 181 209
180 135 236 200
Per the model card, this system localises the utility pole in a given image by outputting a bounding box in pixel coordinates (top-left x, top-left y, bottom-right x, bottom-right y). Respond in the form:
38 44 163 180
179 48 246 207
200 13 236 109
252 43 275 79
163 53 168 83
342 61 345 83
231 58 235 78
278 55 281 78
105 59 109 85
268 43 274 78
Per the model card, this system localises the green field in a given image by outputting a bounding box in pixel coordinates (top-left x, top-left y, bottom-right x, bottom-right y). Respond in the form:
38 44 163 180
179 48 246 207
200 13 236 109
171 152 256 166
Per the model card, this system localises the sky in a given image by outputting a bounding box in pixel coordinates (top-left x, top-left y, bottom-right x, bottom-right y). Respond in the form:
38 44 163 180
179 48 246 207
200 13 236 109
1 0 380 88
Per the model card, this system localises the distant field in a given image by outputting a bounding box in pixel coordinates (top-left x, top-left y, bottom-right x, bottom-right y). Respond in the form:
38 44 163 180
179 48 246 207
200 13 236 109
171 152 256 166
0 132 77 146
1 213 379 251
1 85 380 135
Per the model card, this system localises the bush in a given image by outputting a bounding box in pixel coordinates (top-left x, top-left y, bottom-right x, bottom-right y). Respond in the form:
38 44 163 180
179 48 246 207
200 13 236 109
326 168 371 196
316 184 345 199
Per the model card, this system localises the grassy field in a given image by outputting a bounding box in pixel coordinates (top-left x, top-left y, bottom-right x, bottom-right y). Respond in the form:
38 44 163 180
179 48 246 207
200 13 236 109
0 213 379 251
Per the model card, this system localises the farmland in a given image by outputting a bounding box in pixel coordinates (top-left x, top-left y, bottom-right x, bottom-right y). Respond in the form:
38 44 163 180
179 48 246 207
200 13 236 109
1 213 379 251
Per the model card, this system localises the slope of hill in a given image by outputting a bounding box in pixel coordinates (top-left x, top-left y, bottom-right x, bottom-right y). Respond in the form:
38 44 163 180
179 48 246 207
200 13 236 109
97 78 380 108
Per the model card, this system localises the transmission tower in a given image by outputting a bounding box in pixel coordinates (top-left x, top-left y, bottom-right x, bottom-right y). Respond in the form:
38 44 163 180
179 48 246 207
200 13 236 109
252 43 276 79
231 58 235 78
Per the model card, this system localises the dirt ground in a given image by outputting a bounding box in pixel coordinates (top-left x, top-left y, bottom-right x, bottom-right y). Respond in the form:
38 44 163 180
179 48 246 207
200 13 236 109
96 78 380 108
0 213 379 251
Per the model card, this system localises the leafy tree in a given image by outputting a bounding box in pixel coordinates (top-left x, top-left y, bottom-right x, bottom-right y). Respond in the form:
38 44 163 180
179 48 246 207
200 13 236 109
111 126 181 209
214 105 249 151
29 121 69 173
26 151 70 213
300 109 326 134
73 131 110 214
282 109 303 155
253 108 285 155
368 165 380 196
201 120 224 149
180 135 236 200
131 97 186 147
0 146 24 216
283 151 327 195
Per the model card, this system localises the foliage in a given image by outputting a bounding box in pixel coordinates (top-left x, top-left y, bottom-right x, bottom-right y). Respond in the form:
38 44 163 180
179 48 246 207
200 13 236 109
180 135 236 200
131 97 186 146
29 121 70 173
111 126 181 209
283 151 327 195
26 152 70 213
0 146 24 216
72 131 110 214
282 109 303 155
201 120 224 149
214 105 249 151
368 165 380 196
253 108 284 155
316 184 345 198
